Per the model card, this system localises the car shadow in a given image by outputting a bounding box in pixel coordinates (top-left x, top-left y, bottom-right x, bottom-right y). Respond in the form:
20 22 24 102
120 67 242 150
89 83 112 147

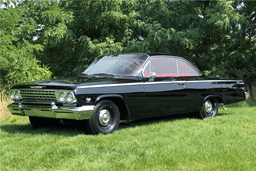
1 113 199 136
217 112 229 116
1 121 86 136
118 113 199 130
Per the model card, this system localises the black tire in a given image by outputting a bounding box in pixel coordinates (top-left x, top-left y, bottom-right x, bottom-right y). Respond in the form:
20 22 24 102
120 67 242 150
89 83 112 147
86 100 120 134
199 98 219 119
29 116 61 128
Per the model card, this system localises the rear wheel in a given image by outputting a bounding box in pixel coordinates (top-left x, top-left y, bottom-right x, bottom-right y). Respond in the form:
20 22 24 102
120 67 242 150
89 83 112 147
29 116 61 128
199 98 218 119
86 100 120 134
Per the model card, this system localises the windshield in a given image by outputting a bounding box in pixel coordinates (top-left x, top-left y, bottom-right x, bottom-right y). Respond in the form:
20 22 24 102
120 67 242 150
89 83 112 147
82 54 148 76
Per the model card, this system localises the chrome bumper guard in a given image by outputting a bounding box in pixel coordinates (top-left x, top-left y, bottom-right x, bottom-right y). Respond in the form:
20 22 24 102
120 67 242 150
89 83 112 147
245 92 249 100
7 103 95 120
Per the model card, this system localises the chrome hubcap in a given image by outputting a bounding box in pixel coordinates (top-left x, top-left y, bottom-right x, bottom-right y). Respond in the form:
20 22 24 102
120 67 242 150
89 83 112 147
205 100 213 114
99 109 111 126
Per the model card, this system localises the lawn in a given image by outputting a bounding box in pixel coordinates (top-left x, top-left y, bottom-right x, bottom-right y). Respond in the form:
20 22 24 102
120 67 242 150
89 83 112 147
1 103 256 170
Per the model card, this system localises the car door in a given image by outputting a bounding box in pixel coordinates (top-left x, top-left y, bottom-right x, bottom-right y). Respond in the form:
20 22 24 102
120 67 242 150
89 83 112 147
142 57 187 117
175 58 202 112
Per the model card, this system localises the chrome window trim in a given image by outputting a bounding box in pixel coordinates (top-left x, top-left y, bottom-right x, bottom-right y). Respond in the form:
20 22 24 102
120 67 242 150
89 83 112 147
176 59 179 76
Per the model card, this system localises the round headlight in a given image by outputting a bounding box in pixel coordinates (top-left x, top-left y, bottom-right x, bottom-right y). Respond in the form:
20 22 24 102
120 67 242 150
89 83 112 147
66 92 75 104
10 90 16 100
58 92 66 103
15 90 21 100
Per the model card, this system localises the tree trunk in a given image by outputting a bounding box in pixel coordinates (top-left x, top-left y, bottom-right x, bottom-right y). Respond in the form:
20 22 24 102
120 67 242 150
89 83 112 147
248 83 255 101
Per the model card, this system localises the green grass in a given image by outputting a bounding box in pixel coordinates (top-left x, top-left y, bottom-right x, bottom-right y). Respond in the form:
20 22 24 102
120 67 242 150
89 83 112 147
1 105 256 171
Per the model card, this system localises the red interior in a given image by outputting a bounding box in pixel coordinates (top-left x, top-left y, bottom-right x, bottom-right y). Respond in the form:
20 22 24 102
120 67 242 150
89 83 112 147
143 72 198 77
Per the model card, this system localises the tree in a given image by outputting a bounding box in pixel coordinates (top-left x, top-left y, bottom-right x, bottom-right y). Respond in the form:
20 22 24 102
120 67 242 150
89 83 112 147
0 0 51 93
1 0 255 100
25 0 136 77
232 1 256 100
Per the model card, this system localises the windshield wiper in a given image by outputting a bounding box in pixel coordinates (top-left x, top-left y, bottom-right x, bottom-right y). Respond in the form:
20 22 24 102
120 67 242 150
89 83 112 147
79 73 90 77
92 73 115 77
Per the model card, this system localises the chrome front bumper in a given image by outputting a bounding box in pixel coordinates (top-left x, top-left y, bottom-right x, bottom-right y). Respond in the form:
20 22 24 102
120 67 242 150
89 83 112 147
7 103 95 120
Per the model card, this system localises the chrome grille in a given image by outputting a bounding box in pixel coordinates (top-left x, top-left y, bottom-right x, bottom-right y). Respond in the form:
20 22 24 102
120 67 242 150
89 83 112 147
20 89 57 104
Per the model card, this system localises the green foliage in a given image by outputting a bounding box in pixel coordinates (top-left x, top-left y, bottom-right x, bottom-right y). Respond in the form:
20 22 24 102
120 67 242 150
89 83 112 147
0 0 51 92
26 0 137 77
10 115 18 123
128 0 202 55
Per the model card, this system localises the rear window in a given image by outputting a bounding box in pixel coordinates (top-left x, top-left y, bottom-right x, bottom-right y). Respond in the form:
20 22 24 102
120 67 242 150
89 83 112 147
177 59 199 76
144 57 199 77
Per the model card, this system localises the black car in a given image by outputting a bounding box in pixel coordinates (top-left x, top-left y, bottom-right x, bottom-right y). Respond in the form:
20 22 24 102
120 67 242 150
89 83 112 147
8 53 246 134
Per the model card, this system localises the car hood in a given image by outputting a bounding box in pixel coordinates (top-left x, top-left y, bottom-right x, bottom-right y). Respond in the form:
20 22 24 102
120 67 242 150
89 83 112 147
12 76 142 90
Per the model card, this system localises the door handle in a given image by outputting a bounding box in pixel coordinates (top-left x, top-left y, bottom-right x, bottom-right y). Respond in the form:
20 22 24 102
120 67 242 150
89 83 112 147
178 83 185 85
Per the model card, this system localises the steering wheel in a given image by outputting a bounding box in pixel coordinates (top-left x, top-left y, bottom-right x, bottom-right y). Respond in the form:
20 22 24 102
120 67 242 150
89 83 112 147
123 61 139 74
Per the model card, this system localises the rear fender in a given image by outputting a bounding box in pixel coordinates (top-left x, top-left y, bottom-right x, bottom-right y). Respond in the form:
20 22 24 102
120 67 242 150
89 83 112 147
204 94 225 104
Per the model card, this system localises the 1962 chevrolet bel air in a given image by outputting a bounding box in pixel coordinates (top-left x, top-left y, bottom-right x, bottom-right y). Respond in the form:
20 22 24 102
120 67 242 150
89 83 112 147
8 53 246 134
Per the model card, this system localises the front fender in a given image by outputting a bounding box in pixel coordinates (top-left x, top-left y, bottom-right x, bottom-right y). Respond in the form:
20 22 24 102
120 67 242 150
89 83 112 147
95 94 125 103
95 94 130 121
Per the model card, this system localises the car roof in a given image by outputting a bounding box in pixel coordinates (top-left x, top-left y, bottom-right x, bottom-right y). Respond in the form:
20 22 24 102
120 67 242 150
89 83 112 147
107 52 184 58
99 52 190 61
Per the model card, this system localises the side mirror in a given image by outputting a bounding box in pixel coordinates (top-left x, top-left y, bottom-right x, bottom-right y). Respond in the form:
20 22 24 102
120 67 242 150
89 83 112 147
149 72 156 81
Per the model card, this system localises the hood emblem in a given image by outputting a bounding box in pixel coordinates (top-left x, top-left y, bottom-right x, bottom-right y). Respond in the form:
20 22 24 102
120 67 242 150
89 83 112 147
30 86 44 89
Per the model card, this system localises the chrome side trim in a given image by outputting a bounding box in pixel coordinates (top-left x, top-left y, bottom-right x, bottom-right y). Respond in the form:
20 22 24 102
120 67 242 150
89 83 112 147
78 82 145 88
77 80 243 89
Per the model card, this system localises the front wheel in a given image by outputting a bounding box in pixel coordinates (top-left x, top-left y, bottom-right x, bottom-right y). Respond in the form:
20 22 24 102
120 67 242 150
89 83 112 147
86 100 120 134
199 98 219 119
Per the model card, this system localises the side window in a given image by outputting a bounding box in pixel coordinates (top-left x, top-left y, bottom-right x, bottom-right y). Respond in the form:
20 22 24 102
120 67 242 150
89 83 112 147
177 59 199 76
144 58 177 77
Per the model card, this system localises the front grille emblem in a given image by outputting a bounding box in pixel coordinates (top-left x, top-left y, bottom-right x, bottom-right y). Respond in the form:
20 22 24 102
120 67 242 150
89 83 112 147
30 86 43 89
